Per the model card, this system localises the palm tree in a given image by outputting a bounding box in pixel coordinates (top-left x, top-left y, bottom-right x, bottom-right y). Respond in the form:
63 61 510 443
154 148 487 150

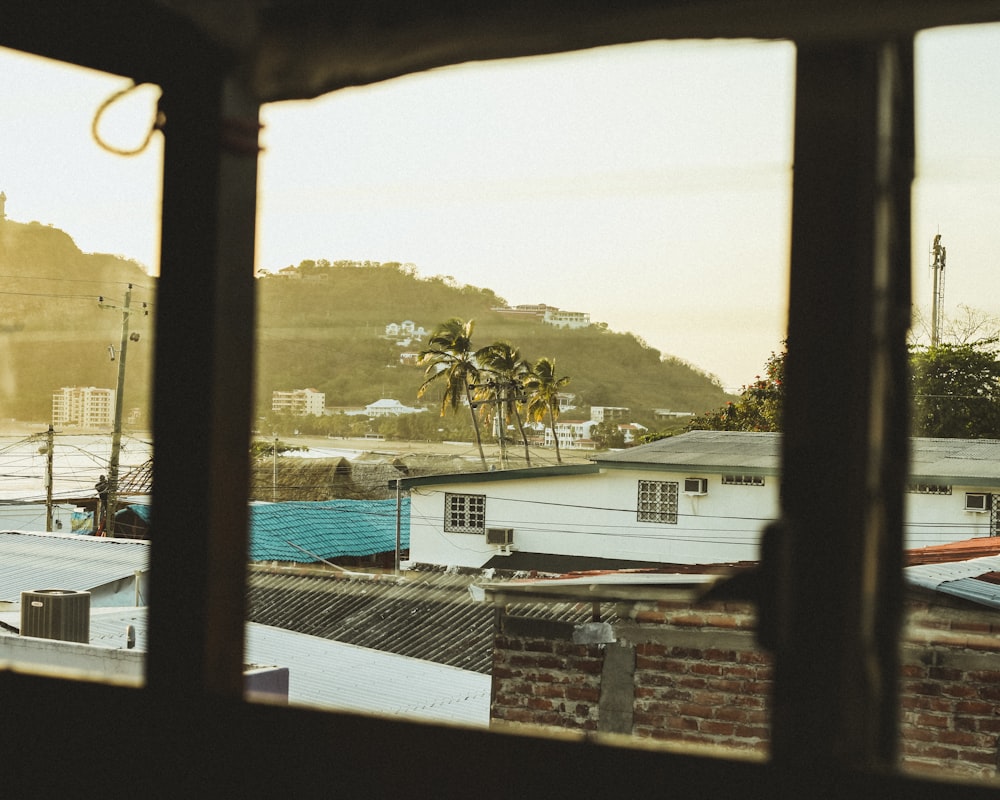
525 357 571 464
417 318 488 468
476 340 532 467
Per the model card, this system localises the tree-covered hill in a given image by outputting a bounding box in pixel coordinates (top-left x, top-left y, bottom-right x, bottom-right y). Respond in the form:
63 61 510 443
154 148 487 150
0 222 732 430
0 219 154 422
257 260 732 428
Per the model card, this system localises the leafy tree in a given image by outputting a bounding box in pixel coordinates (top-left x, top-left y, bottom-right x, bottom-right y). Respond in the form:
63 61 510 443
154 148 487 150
476 340 533 466
689 347 785 432
911 339 1000 438
591 420 625 449
418 318 488 468
525 357 571 464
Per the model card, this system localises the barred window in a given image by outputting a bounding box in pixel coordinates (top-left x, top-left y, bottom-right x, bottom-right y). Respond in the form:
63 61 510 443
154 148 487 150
906 483 952 495
722 474 765 486
444 493 486 533
637 480 678 524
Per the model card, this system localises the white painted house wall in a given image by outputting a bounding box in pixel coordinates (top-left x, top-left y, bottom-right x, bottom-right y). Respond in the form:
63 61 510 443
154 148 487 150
407 465 1000 569
407 468 778 569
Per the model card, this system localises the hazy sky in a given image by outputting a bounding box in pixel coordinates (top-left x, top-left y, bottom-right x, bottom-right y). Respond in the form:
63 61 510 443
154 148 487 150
2 24 1000 390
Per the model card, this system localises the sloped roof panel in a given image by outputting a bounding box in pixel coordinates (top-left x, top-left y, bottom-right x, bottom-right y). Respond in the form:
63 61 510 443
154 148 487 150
84 608 490 726
593 431 1000 484
592 430 782 472
0 531 149 603
249 498 408 562
906 555 1000 610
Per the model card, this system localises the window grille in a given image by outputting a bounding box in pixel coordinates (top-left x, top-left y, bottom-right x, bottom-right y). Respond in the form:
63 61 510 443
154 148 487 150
637 480 678 524
444 493 486 533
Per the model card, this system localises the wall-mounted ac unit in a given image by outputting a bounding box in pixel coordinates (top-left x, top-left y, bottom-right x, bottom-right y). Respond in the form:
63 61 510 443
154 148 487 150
965 493 991 512
486 527 514 546
20 589 91 643
684 478 708 495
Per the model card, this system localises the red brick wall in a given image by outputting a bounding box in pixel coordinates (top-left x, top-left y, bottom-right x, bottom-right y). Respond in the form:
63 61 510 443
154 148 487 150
492 630 605 731
631 640 771 750
491 598 1000 782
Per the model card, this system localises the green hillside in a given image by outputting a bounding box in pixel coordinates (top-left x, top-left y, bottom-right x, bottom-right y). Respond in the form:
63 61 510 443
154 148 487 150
0 224 731 432
0 219 155 423
257 260 731 433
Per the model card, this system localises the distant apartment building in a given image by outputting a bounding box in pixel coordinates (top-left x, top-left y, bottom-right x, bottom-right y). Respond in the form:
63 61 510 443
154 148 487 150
543 308 590 329
52 386 115 428
271 388 326 416
590 406 629 423
544 419 596 450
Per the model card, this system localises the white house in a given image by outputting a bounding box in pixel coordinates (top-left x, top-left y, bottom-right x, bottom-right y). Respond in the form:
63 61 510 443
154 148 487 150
618 422 647 443
399 431 1000 571
363 398 426 417
542 308 590 329
544 419 595 450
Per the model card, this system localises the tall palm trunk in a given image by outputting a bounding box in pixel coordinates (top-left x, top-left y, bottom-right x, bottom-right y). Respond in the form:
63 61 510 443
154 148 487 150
511 400 531 465
548 401 562 464
464 382 488 468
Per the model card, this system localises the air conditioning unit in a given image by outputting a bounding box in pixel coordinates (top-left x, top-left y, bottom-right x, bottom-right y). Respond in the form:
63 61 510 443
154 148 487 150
965 493 991 512
20 589 91 643
486 527 514 546
684 477 708 495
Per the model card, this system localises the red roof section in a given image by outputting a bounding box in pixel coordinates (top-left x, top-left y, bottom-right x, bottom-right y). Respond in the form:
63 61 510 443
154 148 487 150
906 537 1000 566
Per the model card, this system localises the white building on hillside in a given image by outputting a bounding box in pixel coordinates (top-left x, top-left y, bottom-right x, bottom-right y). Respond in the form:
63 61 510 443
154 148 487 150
399 431 1000 571
52 386 115 428
271 388 325 416
363 398 426 417
591 406 629 422
544 419 595 450
543 308 590 329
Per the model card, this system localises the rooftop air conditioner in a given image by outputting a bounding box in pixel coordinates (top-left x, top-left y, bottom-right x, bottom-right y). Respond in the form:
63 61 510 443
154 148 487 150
684 478 708 495
486 527 514 546
20 589 91 643
965 493 990 512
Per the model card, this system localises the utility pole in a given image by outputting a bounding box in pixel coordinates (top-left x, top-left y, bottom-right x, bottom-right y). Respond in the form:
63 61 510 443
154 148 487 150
100 284 138 537
930 234 946 348
44 424 54 532
272 435 278 502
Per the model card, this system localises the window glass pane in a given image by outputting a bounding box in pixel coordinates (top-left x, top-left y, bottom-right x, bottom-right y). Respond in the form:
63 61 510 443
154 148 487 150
0 47 159 684
901 22 1000 782
248 38 793 756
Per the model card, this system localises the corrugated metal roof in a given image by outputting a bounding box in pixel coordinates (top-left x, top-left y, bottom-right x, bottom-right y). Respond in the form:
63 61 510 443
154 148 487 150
0 530 149 603
907 536 1000 565
593 431 1000 484
906 555 1000 590
249 498 408 562
247 567 495 672
906 555 1000 610
80 608 491 726
592 430 782 472
245 623 490 726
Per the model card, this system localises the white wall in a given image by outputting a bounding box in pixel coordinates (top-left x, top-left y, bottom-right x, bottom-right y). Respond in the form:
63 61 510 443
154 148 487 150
408 469 778 568
408 470 996 569
904 484 997 548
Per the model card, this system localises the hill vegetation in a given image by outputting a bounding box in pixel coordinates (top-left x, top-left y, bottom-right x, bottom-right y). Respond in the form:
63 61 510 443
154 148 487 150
0 222 732 434
257 259 732 437
0 219 154 423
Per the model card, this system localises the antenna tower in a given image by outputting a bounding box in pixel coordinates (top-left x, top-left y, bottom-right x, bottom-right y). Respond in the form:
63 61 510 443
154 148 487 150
930 234 946 347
